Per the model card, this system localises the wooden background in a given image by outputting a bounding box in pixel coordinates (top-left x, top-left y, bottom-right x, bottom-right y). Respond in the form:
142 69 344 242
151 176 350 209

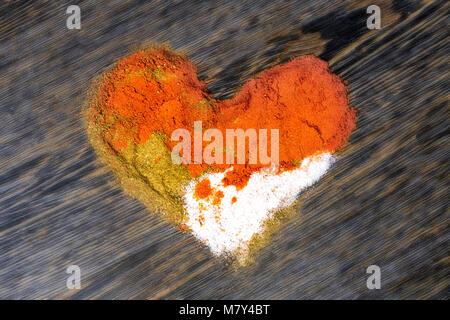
0 0 448 299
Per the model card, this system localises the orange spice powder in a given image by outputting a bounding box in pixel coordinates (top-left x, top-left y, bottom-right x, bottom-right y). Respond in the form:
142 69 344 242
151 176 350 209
212 190 224 206
90 47 356 190
194 178 212 199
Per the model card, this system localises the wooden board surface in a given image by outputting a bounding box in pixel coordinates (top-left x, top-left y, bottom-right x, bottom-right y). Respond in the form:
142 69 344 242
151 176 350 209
0 0 448 299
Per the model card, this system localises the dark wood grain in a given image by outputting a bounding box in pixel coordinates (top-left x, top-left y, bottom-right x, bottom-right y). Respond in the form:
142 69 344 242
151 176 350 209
0 0 448 299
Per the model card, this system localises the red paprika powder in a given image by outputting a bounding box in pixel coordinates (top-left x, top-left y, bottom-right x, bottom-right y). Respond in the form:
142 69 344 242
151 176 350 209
89 47 356 191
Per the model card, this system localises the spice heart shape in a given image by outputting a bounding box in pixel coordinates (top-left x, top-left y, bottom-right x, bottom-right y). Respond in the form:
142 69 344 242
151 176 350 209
86 46 356 263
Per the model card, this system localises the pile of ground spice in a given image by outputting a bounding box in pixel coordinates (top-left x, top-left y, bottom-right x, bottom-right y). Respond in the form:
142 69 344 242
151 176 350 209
90 47 356 193
194 178 212 199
